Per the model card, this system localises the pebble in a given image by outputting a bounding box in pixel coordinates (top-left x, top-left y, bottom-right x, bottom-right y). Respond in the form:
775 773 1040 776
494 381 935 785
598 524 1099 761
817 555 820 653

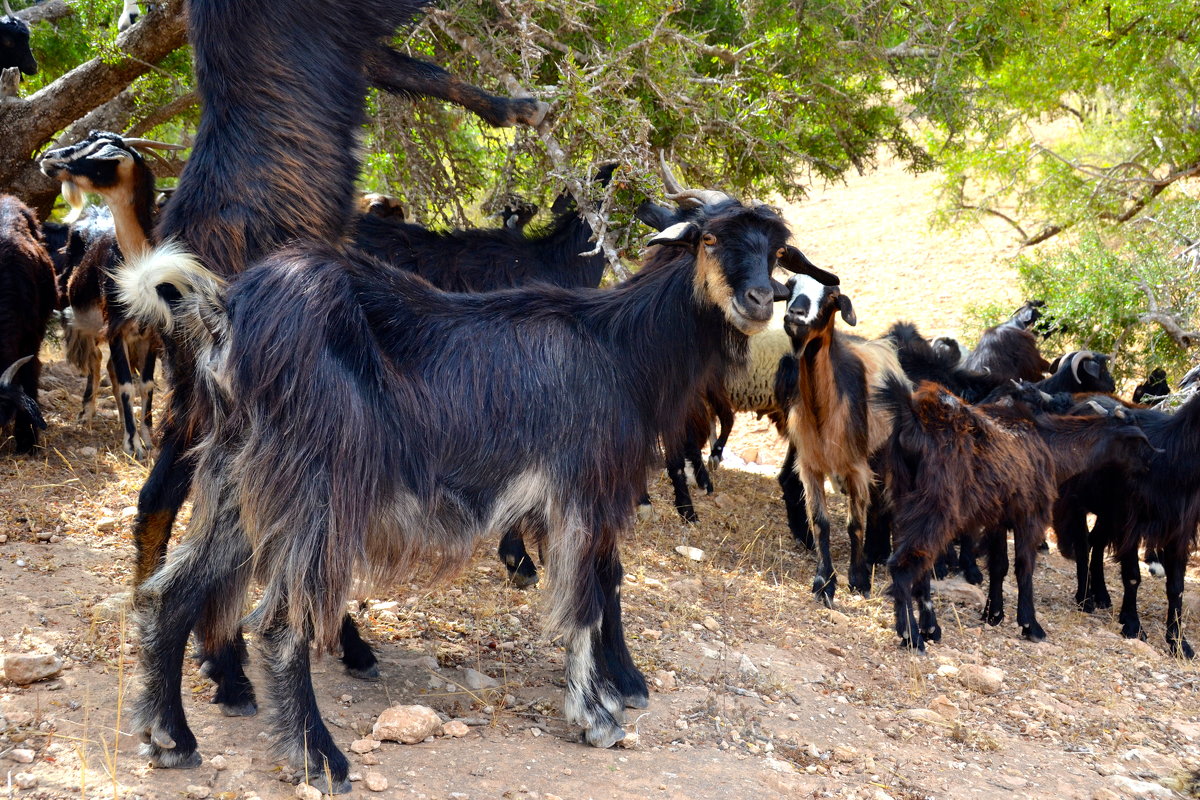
6 748 35 763
49 534 62 543
121 505 138 519
13 773 36 790
929 694 959 721
958 664 1005 695
640 628 662 641
931 577 985 605
364 772 388 792
35 531 52 542
78 446 97 458
441 720 470 738
0 534 6 543
350 738 381 753
902 708 949 726
3 653 63 684
738 654 758 676
1109 776 1175 799
617 730 640 748
361 753 380 766
186 785 211 799
294 785 322 800
675 545 705 562
348 772 363 782
936 664 960 678
655 670 677 691
832 745 857 763
95 516 118 532
702 616 720 632
210 755 228 771
373 704 443 743
91 592 133 622
463 668 499 690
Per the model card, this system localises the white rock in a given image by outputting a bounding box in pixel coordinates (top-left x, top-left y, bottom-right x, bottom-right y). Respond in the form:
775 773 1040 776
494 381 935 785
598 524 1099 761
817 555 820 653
655 670 677 691
617 730 640 748
6 748 35 763
702 616 720 632
350 738 381 753
738 654 758 676
294 785 322 800
13 773 36 789
462 668 499 690
3 653 63 684
441 720 470 738
674 545 705 562
958 664 1005 695
78 446 97 458
364 772 388 792
936 664 959 678
210 755 228 771
765 756 798 774
95 516 118 532
91 592 133 622
372 704 443 743
186 785 210 799
1109 776 1175 799
121 505 138 519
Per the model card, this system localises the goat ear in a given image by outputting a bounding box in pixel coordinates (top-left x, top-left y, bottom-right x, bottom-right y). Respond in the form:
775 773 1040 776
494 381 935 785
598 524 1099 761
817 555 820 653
89 143 133 162
837 294 857 326
647 221 699 249
1083 359 1102 379
634 201 680 232
778 245 840 286
771 278 791 302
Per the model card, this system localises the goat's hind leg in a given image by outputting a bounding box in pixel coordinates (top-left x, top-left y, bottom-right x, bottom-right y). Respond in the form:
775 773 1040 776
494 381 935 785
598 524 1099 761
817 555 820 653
916 570 941 643
596 547 648 709
800 472 837 606
844 471 872 596
887 559 924 651
778 445 812 549
108 332 146 458
134 478 250 770
1161 549 1195 659
982 529 1007 626
1013 519 1046 641
1117 549 1145 641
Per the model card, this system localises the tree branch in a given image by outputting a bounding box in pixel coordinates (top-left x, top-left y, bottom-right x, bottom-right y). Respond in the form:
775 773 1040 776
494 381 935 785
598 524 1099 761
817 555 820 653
1137 280 1200 348
15 0 72 25
127 90 198 136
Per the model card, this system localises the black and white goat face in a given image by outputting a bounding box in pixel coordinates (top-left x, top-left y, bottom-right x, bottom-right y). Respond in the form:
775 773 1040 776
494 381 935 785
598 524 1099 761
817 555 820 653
0 11 37 76
649 203 838 335
40 131 142 195
782 273 856 342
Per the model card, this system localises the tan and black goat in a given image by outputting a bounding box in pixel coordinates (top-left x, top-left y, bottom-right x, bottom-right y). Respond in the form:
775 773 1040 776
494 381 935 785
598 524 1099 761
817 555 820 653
774 275 908 604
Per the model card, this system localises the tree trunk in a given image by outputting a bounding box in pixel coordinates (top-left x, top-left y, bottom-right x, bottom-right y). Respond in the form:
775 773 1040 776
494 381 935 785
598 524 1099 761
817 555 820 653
0 0 187 217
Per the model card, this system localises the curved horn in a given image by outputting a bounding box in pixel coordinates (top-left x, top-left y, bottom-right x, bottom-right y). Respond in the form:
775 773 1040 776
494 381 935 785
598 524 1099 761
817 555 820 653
1069 350 1094 383
659 150 684 196
123 138 187 152
3 0 14 19
658 151 732 208
0 355 34 386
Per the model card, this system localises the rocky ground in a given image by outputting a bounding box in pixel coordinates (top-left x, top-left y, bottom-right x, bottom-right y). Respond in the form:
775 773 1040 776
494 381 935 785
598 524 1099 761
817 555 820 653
1 157 1198 800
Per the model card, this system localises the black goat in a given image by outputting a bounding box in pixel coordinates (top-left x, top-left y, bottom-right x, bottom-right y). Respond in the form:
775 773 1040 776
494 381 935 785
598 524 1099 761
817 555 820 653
879 378 1154 650
0 194 56 453
0 2 37 78
1132 367 1170 404
1053 391 1200 657
979 350 1115 406
353 164 613 293
118 200 837 791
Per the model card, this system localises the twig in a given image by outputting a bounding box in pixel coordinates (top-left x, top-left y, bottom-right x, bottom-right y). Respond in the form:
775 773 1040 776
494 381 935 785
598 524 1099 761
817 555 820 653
1136 279 1200 348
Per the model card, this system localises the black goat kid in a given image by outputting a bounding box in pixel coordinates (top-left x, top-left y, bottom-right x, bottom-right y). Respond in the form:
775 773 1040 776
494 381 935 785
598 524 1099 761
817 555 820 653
119 201 838 792
1 1 37 78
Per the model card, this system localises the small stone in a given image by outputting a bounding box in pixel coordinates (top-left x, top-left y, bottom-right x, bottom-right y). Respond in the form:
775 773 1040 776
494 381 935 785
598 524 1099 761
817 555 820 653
702 616 720 632
7 748 35 763
675 718 689 730
742 448 760 464
78 446 97 458
372 704 443 743
348 772 362 782
902 708 949 726
121 506 138 519
832 745 857 763
958 664 1005 695
826 610 850 625
91 592 133 622
655 670 677 691
639 628 662 641
827 645 846 657
1092 789 1121 800
3 653 63 684
364 772 388 792
449 794 469 800
0 534 7 543
931 577 985 605
1109 776 1175 799
617 730 640 748
738 654 758 676
49 534 62 543
441 720 470 738
675 546 705 562
95 516 118 532
872 791 895 800
361 753 380 766
935 664 959 678
210 755 228 771
463 668 499 690
35 531 52 542
186 785 211 799
294 785 322 800
350 738 381 753
929 695 959 721
13 773 36 790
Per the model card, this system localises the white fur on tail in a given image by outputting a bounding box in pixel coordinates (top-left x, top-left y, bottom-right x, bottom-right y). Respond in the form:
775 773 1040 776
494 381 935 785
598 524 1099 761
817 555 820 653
115 240 225 335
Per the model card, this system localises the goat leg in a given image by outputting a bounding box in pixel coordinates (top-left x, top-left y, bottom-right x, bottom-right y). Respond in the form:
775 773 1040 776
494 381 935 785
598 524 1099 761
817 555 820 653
596 548 649 708
1117 550 1146 641
777 445 813 549
1162 550 1195 659
367 47 548 128
498 525 539 588
982 529 1007 626
916 570 941 643
665 448 698 523
801 472 837 606
1013 519 1046 642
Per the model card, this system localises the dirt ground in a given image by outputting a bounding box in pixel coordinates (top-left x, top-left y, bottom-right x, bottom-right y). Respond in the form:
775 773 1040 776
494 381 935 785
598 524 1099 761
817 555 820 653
1 157 1198 800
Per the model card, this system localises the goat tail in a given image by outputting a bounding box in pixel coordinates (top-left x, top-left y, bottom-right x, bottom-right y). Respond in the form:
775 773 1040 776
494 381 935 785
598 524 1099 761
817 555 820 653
115 240 228 347
875 373 915 426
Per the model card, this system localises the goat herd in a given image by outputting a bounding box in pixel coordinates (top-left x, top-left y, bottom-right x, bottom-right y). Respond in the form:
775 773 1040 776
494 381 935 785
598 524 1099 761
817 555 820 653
1 0 1198 794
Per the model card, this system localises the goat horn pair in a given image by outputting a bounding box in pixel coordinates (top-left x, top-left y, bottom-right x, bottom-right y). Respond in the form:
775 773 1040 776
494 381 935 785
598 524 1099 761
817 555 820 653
0 355 34 386
1068 350 1095 383
658 150 731 208
123 137 187 152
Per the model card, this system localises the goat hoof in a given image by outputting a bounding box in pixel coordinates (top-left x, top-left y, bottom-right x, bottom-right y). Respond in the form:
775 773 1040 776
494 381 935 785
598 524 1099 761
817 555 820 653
505 566 540 590
623 692 650 709
1120 622 1144 640
1021 623 1046 642
922 624 942 643
1092 593 1112 610
345 663 380 681
635 502 656 522
984 610 1004 627
583 720 625 749
1169 639 1196 659
707 455 722 472
963 566 984 586
218 699 258 717
677 505 699 524
898 636 925 652
812 576 836 607
141 742 203 769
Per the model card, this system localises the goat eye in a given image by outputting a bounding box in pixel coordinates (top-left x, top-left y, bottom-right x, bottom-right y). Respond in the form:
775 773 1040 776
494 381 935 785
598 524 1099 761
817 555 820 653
702 233 717 246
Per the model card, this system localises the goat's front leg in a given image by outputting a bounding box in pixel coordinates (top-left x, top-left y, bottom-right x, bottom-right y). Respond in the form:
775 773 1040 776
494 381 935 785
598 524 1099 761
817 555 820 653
107 331 146 459
1117 549 1145 641
367 47 548 128
844 469 872 595
1013 519 1046 642
498 525 539 588
79 341 101 422
916 569 941 642
664 448 698 523
982 529 1007 626
777 445 812 549
887 558 924 651
1162 549 1195 659
800 471 836 606
596 547 649 709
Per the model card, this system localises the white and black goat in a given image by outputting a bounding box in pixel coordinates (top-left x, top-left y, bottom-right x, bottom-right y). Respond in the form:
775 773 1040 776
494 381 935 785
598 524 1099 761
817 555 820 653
0 194 56 453
40 131 181 458
774 276 907 603
117 199 837 791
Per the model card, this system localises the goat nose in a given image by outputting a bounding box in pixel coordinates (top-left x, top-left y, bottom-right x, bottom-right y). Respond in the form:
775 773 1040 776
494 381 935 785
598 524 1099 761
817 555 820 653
745 286 772 309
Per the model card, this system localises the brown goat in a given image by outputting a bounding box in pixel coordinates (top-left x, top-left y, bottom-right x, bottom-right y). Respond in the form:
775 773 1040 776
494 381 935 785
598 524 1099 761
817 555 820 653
879 378 1155 650
0 194 56 453
776 276 907 603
